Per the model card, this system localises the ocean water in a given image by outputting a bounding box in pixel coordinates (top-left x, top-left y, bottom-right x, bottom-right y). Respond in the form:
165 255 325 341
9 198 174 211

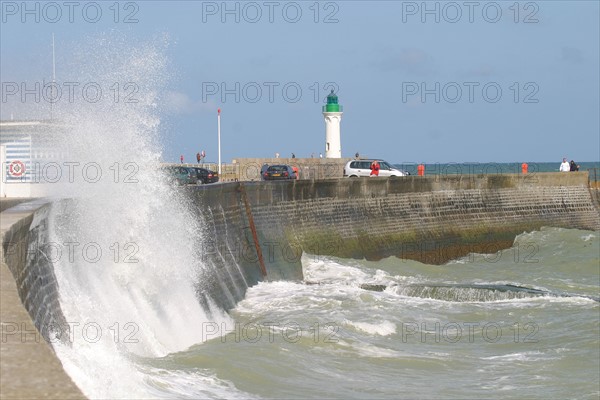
394 162 600 180
127 227 599 400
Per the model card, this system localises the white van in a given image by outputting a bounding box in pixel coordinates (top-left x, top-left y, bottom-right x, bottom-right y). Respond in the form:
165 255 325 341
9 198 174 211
343 159 408 177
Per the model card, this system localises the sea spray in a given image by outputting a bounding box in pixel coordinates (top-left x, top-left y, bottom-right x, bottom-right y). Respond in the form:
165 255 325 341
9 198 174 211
39 34 234 398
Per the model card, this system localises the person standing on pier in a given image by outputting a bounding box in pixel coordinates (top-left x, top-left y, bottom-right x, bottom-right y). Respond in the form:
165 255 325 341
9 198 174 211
570 160 580 171
559 158 570 172
370 160 380 177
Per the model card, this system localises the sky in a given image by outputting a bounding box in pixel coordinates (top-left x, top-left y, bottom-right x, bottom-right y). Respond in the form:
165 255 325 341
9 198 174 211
1 0 599 164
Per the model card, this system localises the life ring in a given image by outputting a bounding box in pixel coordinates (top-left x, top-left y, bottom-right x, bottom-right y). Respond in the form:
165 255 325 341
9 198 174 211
8 160 25 177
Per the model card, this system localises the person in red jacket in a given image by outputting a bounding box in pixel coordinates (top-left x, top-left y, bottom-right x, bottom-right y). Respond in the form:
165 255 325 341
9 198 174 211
370 160 380 177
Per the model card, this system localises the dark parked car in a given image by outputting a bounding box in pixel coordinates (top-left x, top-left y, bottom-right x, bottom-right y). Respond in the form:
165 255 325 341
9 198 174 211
188 167 219 184
260 164 269 180
161 166 198 185
263 165 296 180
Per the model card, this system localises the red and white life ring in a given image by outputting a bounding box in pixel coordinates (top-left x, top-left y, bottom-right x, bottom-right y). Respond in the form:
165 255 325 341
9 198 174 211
8 160 25 177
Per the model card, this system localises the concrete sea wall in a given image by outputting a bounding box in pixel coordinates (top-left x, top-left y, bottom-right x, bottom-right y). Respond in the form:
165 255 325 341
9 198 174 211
1 172 599 398
192 172 600 271
0 200 83 399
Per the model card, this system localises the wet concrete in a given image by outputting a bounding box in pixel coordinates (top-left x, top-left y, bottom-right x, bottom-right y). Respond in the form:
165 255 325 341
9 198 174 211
0 200 84 399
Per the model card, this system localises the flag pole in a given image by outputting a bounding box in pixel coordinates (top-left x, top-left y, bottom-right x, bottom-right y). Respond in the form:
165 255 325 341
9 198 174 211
217 108 221 175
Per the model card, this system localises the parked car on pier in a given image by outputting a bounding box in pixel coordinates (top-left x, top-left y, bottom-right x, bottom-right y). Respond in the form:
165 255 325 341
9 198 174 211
161 166 198 185
260 164 269 180
188 167 219 184
343 159 409 178
263 165 297 180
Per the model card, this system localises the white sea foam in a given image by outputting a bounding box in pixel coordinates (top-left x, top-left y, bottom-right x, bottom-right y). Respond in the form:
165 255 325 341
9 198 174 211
320 338 403 359
581 233 596 241
142 368 258 399
42 35 234 398
303 256 371 284
350 342 403 358
345 320 397 336
481 351 556 362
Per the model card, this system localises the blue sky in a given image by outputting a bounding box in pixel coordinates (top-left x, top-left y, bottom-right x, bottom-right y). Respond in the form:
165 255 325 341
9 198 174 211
1 0 599 163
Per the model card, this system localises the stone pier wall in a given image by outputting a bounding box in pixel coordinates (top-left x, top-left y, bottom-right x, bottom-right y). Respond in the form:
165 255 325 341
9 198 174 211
191 172 600 268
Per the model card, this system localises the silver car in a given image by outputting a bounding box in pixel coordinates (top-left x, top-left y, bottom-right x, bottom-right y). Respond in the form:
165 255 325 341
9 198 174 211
343 159 408 177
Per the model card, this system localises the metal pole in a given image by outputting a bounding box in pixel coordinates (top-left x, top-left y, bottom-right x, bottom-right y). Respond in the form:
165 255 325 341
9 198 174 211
217 108 221 175
51 33 56 120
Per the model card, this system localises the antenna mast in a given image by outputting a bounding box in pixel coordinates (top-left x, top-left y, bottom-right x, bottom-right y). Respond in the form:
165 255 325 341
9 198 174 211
50 33 56 120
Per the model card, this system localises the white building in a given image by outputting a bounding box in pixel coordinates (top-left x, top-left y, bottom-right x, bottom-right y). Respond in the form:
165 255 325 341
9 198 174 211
0 120 60 197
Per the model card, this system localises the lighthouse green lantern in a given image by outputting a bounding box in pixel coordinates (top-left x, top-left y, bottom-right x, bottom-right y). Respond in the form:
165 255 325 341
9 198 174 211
323 89 342 112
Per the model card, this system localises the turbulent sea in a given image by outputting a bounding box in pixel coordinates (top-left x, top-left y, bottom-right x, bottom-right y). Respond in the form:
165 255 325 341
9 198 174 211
127 227 598 400
50 227 598 399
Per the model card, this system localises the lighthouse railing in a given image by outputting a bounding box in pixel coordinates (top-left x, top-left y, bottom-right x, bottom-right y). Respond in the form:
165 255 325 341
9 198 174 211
322 105 343 112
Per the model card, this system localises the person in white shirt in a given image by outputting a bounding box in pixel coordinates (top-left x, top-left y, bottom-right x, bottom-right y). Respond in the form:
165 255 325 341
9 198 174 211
559 158 570 172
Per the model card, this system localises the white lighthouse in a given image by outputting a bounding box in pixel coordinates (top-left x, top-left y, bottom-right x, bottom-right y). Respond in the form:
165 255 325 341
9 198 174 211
322 89 343 158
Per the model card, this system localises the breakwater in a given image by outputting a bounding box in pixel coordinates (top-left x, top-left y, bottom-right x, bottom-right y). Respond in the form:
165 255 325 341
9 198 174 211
1 172 599 398
192 172 600 273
